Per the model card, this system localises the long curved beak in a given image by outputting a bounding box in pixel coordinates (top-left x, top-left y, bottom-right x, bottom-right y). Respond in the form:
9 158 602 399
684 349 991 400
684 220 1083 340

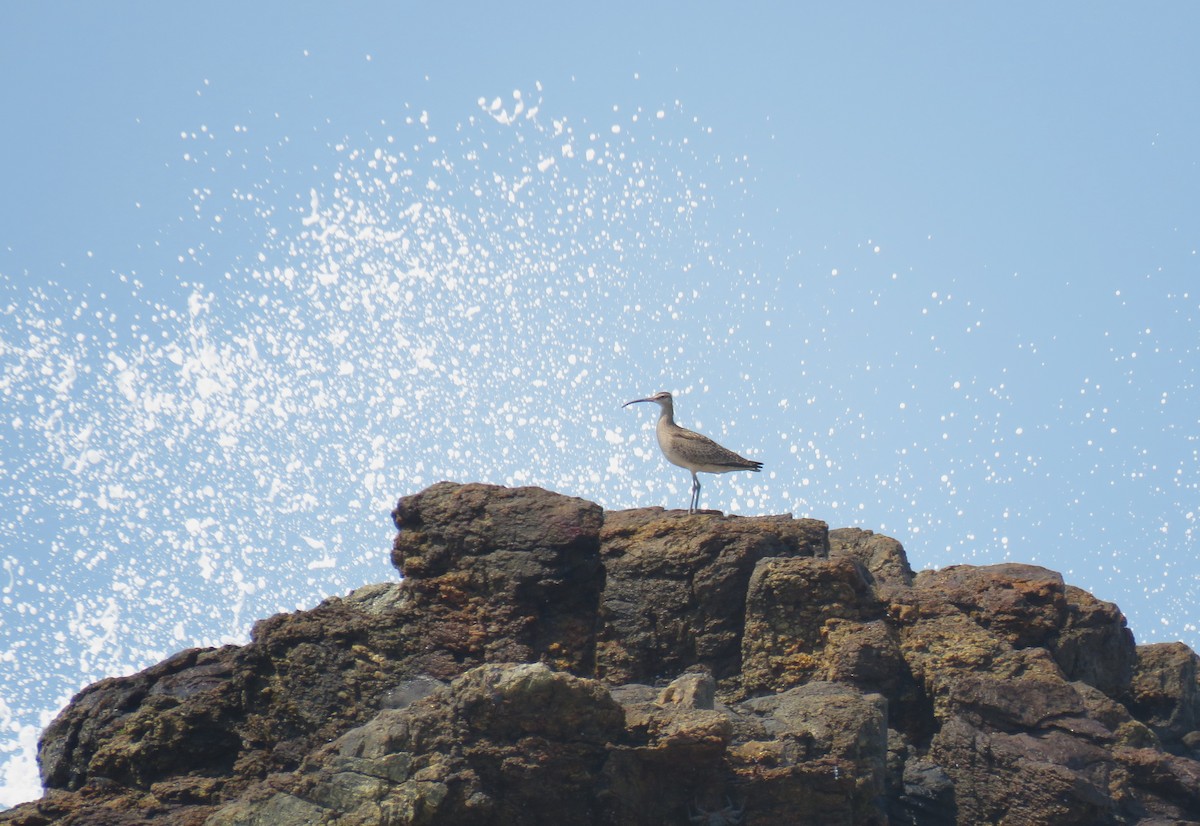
623 397 653 408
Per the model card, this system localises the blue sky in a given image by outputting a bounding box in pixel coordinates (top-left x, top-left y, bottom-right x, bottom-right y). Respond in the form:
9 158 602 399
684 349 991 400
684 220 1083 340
2 2 1198 806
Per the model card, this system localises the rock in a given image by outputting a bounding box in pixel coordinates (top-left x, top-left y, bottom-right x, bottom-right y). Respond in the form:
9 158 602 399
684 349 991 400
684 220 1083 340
210 663 626 826
603 669 736 825
6 482 1200 826
656 666 717 710
895 564 1199 825
380 676 444 710
930 718 1116 825
1125 642 1200 756
829 527 914 590
910 563 1069 649
36 646 240 793
594 507 827 685
891 752 956 825
30 583 440 808
741 555 908 700
18 483 608 822
727 682 889 825
1049 585 1136 697
391 482 604 675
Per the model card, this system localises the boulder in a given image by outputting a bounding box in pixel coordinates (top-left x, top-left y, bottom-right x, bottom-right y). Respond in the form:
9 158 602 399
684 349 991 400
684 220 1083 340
595 507 827 684
1125 642 1200 756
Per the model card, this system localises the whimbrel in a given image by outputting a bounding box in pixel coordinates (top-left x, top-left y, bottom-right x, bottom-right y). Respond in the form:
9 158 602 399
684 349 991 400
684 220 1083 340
623 391 762 513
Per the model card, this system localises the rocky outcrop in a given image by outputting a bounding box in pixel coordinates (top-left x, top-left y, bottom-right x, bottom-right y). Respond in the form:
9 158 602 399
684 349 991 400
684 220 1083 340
3 482 1198 825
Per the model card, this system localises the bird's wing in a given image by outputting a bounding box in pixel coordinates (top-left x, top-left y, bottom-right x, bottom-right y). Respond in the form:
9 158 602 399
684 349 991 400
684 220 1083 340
673 427 760 469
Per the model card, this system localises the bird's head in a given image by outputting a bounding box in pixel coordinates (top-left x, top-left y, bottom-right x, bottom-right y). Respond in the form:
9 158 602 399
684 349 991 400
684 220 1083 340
623 391 673 409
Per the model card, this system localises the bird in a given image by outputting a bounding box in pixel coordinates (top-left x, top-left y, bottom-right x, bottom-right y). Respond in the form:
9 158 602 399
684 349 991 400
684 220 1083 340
623 391 762 513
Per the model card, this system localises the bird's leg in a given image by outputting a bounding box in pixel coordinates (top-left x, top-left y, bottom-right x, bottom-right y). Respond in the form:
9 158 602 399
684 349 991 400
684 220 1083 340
690 472 701 514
